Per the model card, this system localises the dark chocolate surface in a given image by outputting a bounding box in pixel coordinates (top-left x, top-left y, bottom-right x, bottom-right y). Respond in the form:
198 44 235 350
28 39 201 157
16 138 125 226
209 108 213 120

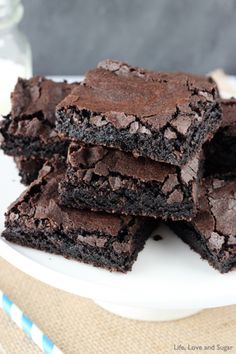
220 98 236 128
0 77 78 158
59 143 201 219
14 156 45 185
204 98 236 176
169 177 236 273
56 59 222 166
11 76 76 124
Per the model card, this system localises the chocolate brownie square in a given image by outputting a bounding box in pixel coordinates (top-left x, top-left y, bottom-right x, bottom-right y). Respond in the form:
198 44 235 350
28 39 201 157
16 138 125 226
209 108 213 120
0 76 78 184
204 98 236 176
59 143 203 220
169 177 236 273
2 158 157 272
0 76 79 159
56 59 222 166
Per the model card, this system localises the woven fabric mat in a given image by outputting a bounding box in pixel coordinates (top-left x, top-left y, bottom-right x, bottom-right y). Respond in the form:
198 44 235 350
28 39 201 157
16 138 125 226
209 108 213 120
0 257 235 354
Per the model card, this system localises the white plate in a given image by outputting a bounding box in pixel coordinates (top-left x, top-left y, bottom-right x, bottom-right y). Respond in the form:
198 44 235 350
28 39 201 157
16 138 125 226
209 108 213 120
0 76 236 321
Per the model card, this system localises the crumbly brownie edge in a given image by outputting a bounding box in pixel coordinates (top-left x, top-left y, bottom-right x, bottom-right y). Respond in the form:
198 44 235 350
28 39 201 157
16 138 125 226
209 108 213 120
59 176 195 220
2 218 155 272
56 101 221 166
169 221 236 273
1 132 69 158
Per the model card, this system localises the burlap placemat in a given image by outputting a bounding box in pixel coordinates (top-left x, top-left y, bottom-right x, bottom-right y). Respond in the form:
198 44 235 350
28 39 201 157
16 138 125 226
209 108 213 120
0 257 235 354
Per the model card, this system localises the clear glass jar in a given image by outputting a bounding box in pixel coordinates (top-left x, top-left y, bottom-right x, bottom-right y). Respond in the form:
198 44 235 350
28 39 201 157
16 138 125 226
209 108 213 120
0 0 32 115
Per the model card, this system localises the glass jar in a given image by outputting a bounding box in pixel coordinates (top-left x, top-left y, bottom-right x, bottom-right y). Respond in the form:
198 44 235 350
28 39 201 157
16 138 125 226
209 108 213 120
0 0 32 115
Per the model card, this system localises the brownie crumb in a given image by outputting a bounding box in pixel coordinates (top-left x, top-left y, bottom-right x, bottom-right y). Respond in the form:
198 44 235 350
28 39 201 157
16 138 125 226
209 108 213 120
152 234 163 241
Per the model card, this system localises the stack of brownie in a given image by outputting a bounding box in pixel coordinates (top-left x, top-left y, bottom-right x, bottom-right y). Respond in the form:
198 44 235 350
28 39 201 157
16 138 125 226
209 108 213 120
1 59 235 273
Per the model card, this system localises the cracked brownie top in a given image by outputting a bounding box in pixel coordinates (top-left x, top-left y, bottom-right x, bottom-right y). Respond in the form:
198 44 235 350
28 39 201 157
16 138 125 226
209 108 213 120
67 142 200 192
11 76 77 124
57 59 219 134
0 77 79 158
193 177 236 252
0 76 78 144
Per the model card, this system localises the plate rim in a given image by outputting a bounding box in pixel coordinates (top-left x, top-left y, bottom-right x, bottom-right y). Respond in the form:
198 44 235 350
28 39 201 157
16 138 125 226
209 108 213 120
1 238 236 309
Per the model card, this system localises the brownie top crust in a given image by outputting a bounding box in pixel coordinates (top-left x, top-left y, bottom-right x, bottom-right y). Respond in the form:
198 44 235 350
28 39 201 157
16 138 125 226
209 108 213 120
193 178 236 251
220 98 236 128
11 76 78 125
0 77 79 148
6 157 145 237
57 59 219 132
67 143 200 187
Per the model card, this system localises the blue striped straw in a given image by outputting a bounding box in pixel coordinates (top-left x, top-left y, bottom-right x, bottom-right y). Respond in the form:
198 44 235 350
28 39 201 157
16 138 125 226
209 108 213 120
0 290 63 354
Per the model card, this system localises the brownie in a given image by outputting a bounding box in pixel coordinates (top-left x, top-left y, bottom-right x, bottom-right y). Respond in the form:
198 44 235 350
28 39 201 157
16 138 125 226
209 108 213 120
2 158 157 272
14 156 44 185
59 143 202 220
169 177 236 273
0 76 78 159
204 98 236 177
56 59 222 166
